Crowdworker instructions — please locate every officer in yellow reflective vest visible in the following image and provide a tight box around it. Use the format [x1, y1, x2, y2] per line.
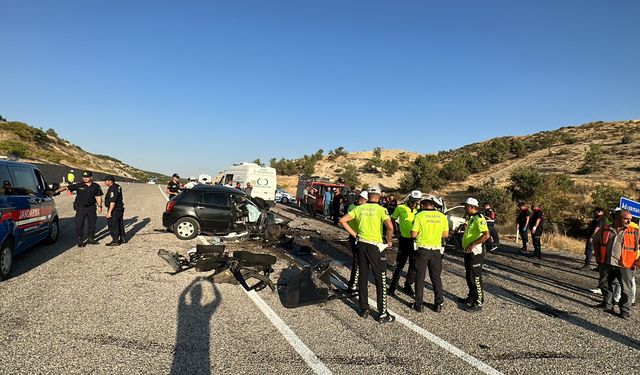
[340, 187, 395, 323]
[410, 196, 449, 312]
[388, 190, 421, 297]
[458, 197, 490, 312]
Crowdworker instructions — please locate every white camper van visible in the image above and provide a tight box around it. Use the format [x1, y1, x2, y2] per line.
[222, 163, 277, 203]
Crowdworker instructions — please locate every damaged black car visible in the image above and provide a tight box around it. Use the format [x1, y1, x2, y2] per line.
[163, 185, 290, 240]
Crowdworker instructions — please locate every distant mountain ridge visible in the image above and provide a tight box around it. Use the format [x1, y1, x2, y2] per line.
[0, 118, 167, 181]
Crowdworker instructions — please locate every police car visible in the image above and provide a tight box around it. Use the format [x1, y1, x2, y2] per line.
[0, 161, 60, 280]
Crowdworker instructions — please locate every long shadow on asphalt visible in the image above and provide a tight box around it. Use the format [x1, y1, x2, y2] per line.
[171, 277, 222, 375]
[11, 217, 79, 279]
[93, 216, 151, 242]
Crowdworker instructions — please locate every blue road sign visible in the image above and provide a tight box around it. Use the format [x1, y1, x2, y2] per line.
[619, 197, 640, 218]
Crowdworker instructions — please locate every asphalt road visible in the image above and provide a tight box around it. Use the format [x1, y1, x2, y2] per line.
[0, 184, 638, 374]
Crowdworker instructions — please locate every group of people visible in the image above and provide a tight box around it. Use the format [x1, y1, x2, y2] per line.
[515, 202, 545, 258]
[339, 188, 492, 323]
[57, 171, 126, 247]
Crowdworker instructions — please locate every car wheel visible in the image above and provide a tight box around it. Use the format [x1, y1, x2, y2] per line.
[0, 242, 13, 281]
[281, 197, 289, 204]
[44, 219, 59, 244]
[174, 217, 200, 240]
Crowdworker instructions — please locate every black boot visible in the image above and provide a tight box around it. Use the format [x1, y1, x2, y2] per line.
[87, 237, 99, 245]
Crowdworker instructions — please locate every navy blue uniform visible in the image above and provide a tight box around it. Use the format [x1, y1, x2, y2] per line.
[68, 182, 103, 243]
[484, 207, 500, 251]
[105, 183, 125, 243]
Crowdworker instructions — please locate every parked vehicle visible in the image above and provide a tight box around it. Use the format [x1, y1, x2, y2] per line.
[275, 189, 296, 204]
[295, 176, 350, 214]
[162, 184, 290, 240]
[0, 161, 60, 280]
[222, 163, 277, 203]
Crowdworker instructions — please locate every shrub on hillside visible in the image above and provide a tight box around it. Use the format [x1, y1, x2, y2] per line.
[339, 164, 360, 187]
[0, 140, 30, 158]
[591, 185, 627, 211]
[440, 155, 470, 181]
[507, 167, 543, 202]
[509, 139, 527, 158]
[399, 154, 443, 192]
[382, 159, 400, 176]
[0, 122, 49, 143]
[577, 144, 603, 174]
[622, 133, 634, 144]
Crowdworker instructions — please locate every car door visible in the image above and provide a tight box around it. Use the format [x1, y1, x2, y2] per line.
[444, 206, 467, 232]
[8, 166, 44, 251]
[194, 192, 232, 233]
[33, 169, 56, 239]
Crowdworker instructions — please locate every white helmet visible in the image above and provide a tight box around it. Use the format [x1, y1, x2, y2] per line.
[409, 190, 422, 201]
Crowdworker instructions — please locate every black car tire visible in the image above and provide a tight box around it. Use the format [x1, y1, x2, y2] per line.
[0, 241, 13, 281]
[44, 219, 59, 244]
[174, 217, 200, 240]
[281, 197, 289, 204]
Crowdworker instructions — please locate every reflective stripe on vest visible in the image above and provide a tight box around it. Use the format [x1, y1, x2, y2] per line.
[597, 225, 639, 268]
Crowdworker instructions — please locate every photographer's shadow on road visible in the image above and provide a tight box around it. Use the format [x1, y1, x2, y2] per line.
[171, 277, 222, 375]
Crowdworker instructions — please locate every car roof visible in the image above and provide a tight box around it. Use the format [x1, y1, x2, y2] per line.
[0, 160, 37, 168]
[190, 184, 248, 195]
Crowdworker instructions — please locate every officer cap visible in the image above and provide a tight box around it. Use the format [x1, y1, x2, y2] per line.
[104, 175, 115, 182]
[172, 173, 180, 178]
[82, 171, 93, 177]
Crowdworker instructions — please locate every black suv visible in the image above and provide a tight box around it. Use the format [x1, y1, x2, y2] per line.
[163, 185, 290, 240]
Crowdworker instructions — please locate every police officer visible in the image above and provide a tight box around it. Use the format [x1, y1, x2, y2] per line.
[104, 175, 125, 246]
[166, 173, 182, 200]
[345, 191, 368, 291]
[458, 198, 490, 312]
[340, 187, 395, 323]
[483, 203, 499, 252]
[411, 196, 449, 312]
[388, 190, 421, 297]
[57, 171, 103, 247]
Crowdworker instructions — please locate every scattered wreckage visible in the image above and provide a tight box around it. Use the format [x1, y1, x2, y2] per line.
[158, 234, 353, 308]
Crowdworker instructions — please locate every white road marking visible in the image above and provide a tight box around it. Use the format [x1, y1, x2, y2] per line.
[198, 236, 332, 375]
[158, 186, 332, 375]
[158, 185, 168, 200]
[285, 251, 503, 375]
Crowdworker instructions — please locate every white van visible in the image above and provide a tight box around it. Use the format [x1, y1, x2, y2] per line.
[222, 163, 277, 203]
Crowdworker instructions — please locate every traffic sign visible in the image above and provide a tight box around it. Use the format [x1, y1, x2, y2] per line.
[619, 197, 640, 218]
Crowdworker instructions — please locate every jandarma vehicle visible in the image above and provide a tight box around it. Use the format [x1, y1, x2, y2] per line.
[163, 184, 290, 240]
[0, 161, 60, 280]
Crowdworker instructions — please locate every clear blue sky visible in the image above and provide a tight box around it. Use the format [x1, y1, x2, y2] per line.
[2, 1, 639, 177]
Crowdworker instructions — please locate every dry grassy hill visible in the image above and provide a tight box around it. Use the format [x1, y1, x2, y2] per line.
[0, 120, 166, 181]
[277, 119, 640, 197]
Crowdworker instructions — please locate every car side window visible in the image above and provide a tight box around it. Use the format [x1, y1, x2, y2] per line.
[33, 169, 47, 193]
[0, 166, 13, 196]
[198, 192, 229, 207]
[9, 167, 39, 196]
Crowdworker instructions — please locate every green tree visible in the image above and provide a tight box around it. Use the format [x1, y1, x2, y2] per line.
[382, 159, 400, 176]
[509, 139, 527, 158]
[439, 155, 470, 181]
[399, 154, 443, 192]
[591, 185, 626, 211]
[507, 167, 543, 202]
[577, 144, 603, 174]
[252, 159, 265, 167]
[338, 164, 360, 186]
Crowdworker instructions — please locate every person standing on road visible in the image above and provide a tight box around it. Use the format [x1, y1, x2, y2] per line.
[529, 204, 545, 259]
[386, 194, 398, 215]
[323, 189, 333, 217]
[56, 171, 104, 247]
[344, 191, 368, 291]
[331, 188, 344, 225]
[582, 207, 605, 270]
[306, 188, 317, 218]
[458, 198, 490, 312]
[104, 175, 125, 246]
[411, 196, 449, 312]
[516, 202, 530, 253]
[301, 186, 309, 215]
[244, 181, 253, 196]
[166, 174, 182, 200]
[388, 190, 421, 297]
[592, 209, 639, 319]
[483, 203, 499, 252]
[340, 187, 396, 323]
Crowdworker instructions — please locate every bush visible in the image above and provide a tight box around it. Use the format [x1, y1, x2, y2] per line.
[339, 164, 360, 187]
[509, 139, 527, 158]
[591, 185, 626, 211]
[399, 154, 443, 192]
[0, 122, 49, 143]
[475, 184, 513, 225]
[479, 138, 510, 164]
[440, 155, 470, 181]
[577, 144, 603, 174]
[0, 140, 30, 158]
[622, 133, 634, 144]
[561, 133, 578, 144]
[382, 159, 400, 176]
[507, 167, 543, 202]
